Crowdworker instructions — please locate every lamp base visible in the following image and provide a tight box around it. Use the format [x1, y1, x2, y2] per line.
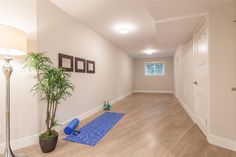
[3, 148, 27, 157]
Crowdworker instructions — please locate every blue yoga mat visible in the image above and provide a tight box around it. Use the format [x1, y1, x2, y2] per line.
[64, 112, 125, 146]
[64, 118, 80, 135]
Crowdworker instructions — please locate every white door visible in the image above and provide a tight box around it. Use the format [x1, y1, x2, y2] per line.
[193, 21, 209, 135]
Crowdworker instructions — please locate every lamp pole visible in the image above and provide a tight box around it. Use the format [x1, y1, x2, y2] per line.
[3, 57, 14, 157]
[0, 24, 27, 157]
[3, 57, 26, 157]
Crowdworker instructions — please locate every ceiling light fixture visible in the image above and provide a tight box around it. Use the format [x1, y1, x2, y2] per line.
[143, 49, 158, 55]
[119, 28, 130, 34]
[114, 23, 134, 35]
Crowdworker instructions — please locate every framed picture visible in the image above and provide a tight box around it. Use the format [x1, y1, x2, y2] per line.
[87, 60, 95, 73]
[75, 57, 86, 73]
[58, 53, 74, 72]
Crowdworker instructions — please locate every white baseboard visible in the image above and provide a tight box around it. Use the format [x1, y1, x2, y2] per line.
[0, 91, 133, 154]
[59, 91, 133, 130]
[0, 133, 39, 155]
[177, 99, 236, 152]
[58, 91, 132, 133]
[133, 90, 174, 94]
[110, 91, 133, 104]
[178, 99, 196, 123]
[55, 105, 103, 134]
[208, 134, 236, 152]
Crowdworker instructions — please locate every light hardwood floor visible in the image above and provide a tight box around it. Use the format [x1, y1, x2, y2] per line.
[12, 94, 236, 156]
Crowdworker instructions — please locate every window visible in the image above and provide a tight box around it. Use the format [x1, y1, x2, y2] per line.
[144, 62, 165, 76]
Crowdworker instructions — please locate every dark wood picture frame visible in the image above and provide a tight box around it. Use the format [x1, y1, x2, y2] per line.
[87, 60, 95, 73]
[58, 53, 74, 72]
[75, 57, 86, 73]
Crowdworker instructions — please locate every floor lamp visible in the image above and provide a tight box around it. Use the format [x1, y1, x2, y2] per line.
[0, 24, 27, 157]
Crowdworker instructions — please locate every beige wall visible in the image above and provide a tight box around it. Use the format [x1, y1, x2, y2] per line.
[134, 57, 174, 92]
[208, 0, 236, 141]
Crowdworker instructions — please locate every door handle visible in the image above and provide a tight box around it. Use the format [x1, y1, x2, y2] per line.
[193, 81, 198, 85]
[232, 87, 236, 91]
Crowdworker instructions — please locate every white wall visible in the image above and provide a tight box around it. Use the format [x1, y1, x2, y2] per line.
[134, 57, 174, 93]
[37, 0, 134, 129]
[208, 0, 236, 141]
[174, 40, 194, 119]
[0, 0, 38, 152]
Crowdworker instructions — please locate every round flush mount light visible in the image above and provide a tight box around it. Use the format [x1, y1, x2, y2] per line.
[143, 49, 158, 55]
[119, 28, 130, 34]
[114, 24, 134, 35]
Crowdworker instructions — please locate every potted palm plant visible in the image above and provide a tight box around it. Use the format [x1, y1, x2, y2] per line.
[24, 52, 74, 153]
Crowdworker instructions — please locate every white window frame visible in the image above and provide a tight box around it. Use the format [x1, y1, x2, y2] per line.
[144, 61, 165, 76]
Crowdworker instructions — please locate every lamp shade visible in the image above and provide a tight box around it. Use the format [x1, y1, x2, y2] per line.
[0, 24, 27, 56]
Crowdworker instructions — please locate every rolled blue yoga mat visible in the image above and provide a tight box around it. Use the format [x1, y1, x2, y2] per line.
[64, 118, 80, 135]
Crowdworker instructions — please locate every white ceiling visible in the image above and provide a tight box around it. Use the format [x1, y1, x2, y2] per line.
[50, 0, 231, 58]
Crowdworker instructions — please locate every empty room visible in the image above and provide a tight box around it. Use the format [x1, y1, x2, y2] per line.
[0, 0, 236, 156]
